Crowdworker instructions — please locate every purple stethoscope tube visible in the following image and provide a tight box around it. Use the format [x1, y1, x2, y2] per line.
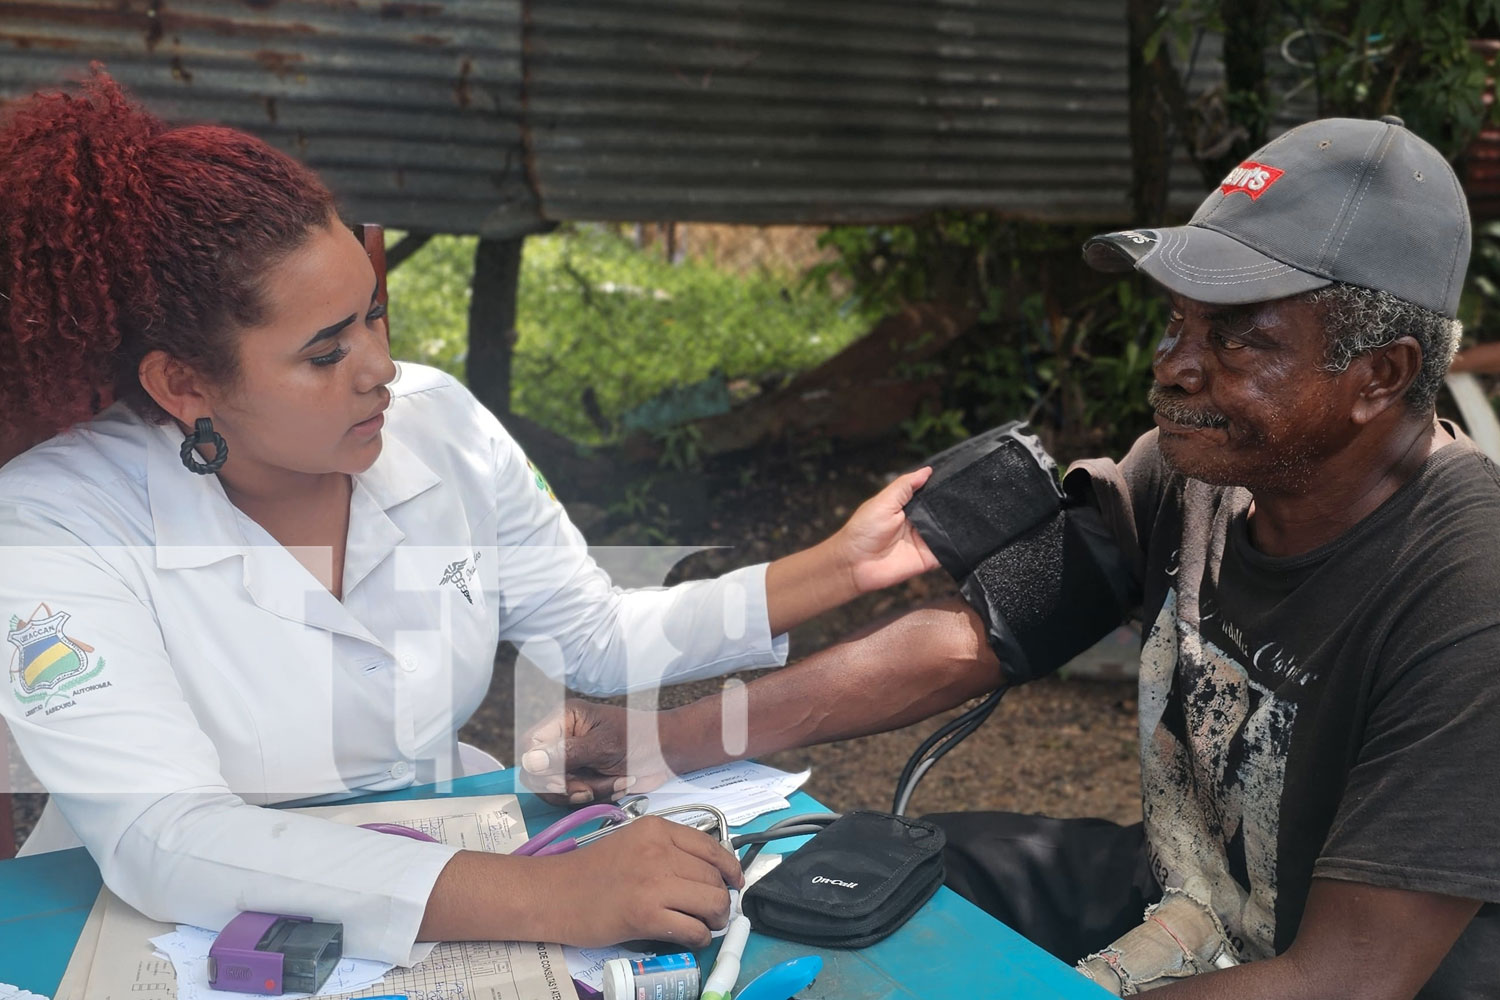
[513, 803, 632, 856]
[359, 822, 441, 842]
[360, 796, 659, 857]
[359, 805, 631, 856]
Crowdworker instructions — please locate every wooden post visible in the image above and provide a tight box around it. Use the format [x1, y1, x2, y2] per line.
[466, 236, 525, 418]
[1126, 0, 1172, 222]
[1216, 0, 1272, 175]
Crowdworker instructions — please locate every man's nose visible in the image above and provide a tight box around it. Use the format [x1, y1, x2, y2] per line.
[1152, 329, 1204, 394]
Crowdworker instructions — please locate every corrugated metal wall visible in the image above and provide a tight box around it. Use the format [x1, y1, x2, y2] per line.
[524, 0, 1148, 223]
[0, 0, 1198, 234]
[0, 0, 541, 236]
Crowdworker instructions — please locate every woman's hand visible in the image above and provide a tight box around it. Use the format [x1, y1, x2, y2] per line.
[422, 814, 742, 949]
[535, 816, 742, 948]
[831, 467, 939, 594]
[764, 467, 939, 636]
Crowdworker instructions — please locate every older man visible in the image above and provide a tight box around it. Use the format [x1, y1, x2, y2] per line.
[523, 117, 1499, 998]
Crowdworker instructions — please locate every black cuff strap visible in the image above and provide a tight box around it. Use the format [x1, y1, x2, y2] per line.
[905, 423, 1139, 683]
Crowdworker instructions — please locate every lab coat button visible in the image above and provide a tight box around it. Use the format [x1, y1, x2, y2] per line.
[390, 761, 409, 778]
[399, 656, 418, 673]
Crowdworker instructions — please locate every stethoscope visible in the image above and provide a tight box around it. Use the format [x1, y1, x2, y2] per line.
[359, 794, 734, 856]
[362, 796, 831, 1000]
[513, 795, 734, 856]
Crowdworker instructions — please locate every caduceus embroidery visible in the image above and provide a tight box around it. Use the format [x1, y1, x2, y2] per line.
[439, 559, 473, 605]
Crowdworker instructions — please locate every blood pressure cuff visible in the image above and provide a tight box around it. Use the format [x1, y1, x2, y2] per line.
[904, 421, 1138, 683]
[741, 812, 945, 949]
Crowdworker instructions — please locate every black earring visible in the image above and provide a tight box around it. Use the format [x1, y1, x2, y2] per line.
[180, 417, 229, 475]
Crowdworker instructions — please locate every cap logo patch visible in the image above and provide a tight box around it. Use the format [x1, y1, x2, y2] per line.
[1219, 160, 1284, 200]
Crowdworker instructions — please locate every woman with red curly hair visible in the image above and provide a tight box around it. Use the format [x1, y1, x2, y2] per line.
[0, 70, 937, 963]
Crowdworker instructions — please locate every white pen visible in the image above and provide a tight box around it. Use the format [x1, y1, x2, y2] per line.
[701, 914, 751, 1000]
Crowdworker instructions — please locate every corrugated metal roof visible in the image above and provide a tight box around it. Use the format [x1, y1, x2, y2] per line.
[0, 0, 542, 237]
[0, 0, 1210, 231]
[525, 0, 1149, 223]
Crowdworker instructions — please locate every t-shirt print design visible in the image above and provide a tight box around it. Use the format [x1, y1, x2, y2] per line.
[1139, 587, 1297, 961]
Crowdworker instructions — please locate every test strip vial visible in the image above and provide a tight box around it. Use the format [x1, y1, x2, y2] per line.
[601, 953, 700, 1000]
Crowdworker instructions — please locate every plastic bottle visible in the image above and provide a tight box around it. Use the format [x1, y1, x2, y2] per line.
[600, 953, 700, 1000]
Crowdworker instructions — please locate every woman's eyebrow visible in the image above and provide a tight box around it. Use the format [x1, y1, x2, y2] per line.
[299, 287, 379, 350]
[301, 314, 355, 350]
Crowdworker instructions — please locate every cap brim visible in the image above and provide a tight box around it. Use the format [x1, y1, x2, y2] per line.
[1083, 225, 1331, 304]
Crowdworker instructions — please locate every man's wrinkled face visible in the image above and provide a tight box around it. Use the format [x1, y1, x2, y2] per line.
[1148, 292, 1364, 491]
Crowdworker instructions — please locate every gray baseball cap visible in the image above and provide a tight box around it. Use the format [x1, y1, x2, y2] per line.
[1083, 116, 1471, 317]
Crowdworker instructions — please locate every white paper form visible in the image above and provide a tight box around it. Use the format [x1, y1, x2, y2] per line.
[290, 795, 527, 856]
[645, 761, 810, 826]
[561, 944, 653, 996]
[55, 794, 578, 1000]
[0, 983, 50, 1000]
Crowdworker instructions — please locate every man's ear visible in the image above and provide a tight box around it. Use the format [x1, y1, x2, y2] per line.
[138, 351, 214, 430]
[1350, 336, 1423, 425]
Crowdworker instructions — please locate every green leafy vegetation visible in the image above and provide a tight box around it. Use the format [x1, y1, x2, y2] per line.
[1149, 0, 1500, 156]
[813, 215, 1168, 460]
[386, 224, 875, 444]
[386, 231, 476, 377]
[1144, 2, 1500, 348]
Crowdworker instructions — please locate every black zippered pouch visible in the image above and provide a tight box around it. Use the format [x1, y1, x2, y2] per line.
[741, 811, 946, 948]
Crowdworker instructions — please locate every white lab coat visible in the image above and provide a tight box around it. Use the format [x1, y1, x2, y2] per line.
[0, 363, 786, 963]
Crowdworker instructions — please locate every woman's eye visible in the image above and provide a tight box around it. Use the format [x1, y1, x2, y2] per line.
[310, 345, 350, 367]
[367, 301, 388, 323]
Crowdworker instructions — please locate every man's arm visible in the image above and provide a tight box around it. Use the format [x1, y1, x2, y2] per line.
[520, 599, 1005, 800]
[1150, 878, 1480, 1000]
[673, 598, 1004, 768]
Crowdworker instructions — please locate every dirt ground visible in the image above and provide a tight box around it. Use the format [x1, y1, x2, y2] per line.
[8, 441, 1144, 850]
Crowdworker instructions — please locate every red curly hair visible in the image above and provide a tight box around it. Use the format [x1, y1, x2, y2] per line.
[0, 66, 335, 445]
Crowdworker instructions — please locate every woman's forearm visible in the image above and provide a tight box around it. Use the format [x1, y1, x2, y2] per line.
[664, 599, 1004, 772]
[763, 538, 862, 636]
[761, 467, 939, 636]
[418, 850, 541, 943]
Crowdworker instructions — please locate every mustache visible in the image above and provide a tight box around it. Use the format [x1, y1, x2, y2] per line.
[1147, 384, 1229, 430]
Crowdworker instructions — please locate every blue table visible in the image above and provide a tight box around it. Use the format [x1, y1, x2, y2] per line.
[0, 770, 1107, 998]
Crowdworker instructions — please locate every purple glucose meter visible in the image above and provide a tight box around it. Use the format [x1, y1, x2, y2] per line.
[207, 912, 342, 995]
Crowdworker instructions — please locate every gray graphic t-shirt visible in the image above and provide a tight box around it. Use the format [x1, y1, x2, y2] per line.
[1067, 429, 1500, 997]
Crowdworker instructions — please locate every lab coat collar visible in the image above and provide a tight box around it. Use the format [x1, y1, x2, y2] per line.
[143, 420, 387, 646]
[146, 416, 442, 570]
[339, 433, 438, 594]
[144, 415, 446, 646]
[353, 430, 443, 513]
[147, 420, 247, 570]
